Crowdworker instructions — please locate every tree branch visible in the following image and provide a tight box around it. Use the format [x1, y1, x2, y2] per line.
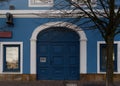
[114, 7, 120, 29]
[66, 0, 108, 38]
[99, 0, 109, 17]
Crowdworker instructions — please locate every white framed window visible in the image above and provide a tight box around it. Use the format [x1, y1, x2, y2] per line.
[97, 41, 120, 74]
[71, 0, 97, 7]
[0, 42, 23, 74]
[29, 0, 54, 7]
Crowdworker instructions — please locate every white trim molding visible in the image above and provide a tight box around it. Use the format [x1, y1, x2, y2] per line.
[30, 21, 87, 74]
[97, 41, 120, 74]
[0, 42, 23, 74]
[0, 10, 85, 18]
[0, 10, 109, 18]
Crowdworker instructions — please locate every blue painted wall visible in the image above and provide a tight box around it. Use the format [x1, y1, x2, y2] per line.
[0, 0, 120, 74]
[1, 18, 119, 74]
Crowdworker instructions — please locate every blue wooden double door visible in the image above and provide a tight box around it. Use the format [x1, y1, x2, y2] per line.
[37, 27, 80, 80]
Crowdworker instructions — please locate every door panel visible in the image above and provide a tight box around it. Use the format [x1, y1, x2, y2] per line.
[68, 67, 79, 80]
[69, 56, 77, 65]
[37, 68, 50, 80]
[52, 56, 64, 65]
[37, 43, 50, 80]
[51, 67, 65, 80]
[50, 43, 65, 79]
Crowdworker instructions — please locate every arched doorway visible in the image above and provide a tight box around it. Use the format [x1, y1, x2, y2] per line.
[30, 22, 87, 80]
[37, 27, 80, 80]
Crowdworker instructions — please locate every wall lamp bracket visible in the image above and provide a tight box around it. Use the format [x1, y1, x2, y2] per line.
[6, 12, 14, 26]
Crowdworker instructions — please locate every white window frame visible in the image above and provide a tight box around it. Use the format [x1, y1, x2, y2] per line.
[71, 0, 97, 7]
[29, 0, 54, 7]
[0, 42, 23, 74]
[97, 41, 120, 74]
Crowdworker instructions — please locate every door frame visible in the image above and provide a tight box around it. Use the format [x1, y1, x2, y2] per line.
[30, 21, 87, 74]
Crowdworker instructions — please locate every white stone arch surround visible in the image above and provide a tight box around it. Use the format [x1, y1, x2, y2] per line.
[30, 21, 87, 74]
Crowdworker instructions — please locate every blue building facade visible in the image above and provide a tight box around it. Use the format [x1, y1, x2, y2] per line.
[0, 0, 120, 81]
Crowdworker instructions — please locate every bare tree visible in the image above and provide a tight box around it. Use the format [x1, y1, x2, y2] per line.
[53, 0, 120, 86]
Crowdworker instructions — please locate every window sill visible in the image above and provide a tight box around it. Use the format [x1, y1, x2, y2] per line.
[29, 4, 54, 7]
[1, 72, 22, 74]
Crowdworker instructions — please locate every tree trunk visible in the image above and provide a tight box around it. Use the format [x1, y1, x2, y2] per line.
[106, 36, 114, 86]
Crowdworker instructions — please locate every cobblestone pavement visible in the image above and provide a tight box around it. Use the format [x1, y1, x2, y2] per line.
[0, 81, 119, 86]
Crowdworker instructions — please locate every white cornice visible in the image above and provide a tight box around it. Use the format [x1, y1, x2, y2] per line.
[0, 9, 118, 18]
[0, 9, 106, 18]
[0, 10, 82, 18]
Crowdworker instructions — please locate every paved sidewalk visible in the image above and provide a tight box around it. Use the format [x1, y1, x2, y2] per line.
[0, 81, 119, 86]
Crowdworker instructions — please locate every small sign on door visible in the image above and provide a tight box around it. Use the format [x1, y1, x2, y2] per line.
[40, 57, 46, 62]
